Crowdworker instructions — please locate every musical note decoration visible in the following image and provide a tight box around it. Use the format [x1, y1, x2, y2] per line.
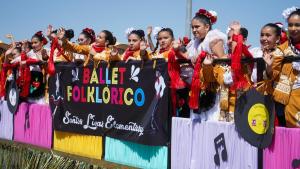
[213, 133, 228, 166]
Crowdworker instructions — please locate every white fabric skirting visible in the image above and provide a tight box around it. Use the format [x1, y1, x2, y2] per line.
[171, 117, 258, 169]
[0, 101, 13, 140]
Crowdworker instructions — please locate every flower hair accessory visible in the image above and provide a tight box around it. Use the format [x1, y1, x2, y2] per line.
[82, 28, 95, 42]
[182, 36, 190, 46]
[35, 31, 43, 36]
[34, 31, 48, 45]
[282, 6, 299, 19]
[226, 27, 232, 34]
[82, 28, 94, 35]
[152, 26, 163, 39]
[274, 22, 288, 44]
[125, 27, 135, 37]
[275, 22, 283, 29]
[195, 9, 218, 24]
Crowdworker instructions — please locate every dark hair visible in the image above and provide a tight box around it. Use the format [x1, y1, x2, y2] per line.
[32, 31, 48, 45]
[153, 28, 174, 54]
[102, 30, 117, 46]
[288, 8, 300, 20]
[65, 29, 74, 40]
[81, 28, 96, 44]
[240, 27, 248, 39]
[52, 29, 74, 40]
[159, 28, 174, 39]
[129, 30, 145, 40]
[14, 47, 22, 54]
[192, 14, 212, 30]
[262, 23, 281, 37]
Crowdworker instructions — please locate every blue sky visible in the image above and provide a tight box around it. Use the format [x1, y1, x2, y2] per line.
[1, 0, 299, 47]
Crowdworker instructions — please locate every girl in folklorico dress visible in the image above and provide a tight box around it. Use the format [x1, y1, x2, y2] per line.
[151, 27, 190, 117]
[184, 8, 227, 121]
[46, 25, 75, 63]
[118, 28, 150, 62]
[264, 7, 300, 127]
[59, 28, 119, 67]
[6, 32, 50, 103]
[1, 42, 22, 99]
[59, 28, 95, 66]
[200, 21, 254, 122]
[250, 23, 287, 126]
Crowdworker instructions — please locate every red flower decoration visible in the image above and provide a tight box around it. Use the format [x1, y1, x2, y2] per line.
[195, 8, 217, 25]
[280, 31, 288, 44]
[183, 36, 190, 46]
[198, 9, 206, 14]
[35, 31, 43, 36]
[83, 28, 93, 34]
[34, 31, 48, 45]
[210, 16, 217, 24]
[82, 28, 96, 43]
[42, 38, 48, 45]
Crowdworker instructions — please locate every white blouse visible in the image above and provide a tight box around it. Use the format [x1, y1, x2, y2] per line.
[186, 29, 227, 64]
[27, 48, 50, 71]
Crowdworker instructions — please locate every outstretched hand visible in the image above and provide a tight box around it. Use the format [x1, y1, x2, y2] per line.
[263, 51, 273, 67]
[203, 54, 214, 65]
[47, 25, 56, 40]
[147, 26, 153, 36]
[172, 40, 181, 51]
[110, 45, 119, 57]
[229, 21, 241, 34]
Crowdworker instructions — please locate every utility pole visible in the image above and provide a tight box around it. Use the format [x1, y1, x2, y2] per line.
[185, 0, 192, 38]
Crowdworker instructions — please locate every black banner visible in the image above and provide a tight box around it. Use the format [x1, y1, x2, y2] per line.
[49, 60, 170, 146]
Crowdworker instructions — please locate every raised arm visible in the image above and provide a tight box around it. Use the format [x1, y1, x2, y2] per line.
[147, 26, 155, 52]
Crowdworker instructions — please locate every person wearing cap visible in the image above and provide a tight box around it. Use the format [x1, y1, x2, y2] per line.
[264, 7, 300, 127]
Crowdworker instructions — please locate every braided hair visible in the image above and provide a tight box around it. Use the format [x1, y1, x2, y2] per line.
[152, 28, 174, 54]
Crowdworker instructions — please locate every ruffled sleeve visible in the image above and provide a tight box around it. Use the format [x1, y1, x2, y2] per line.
[187, 29, 227, 64]
[62, 40, 90, 55]
[186, 39, 199, 63]
[200, 29, 227, 54]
